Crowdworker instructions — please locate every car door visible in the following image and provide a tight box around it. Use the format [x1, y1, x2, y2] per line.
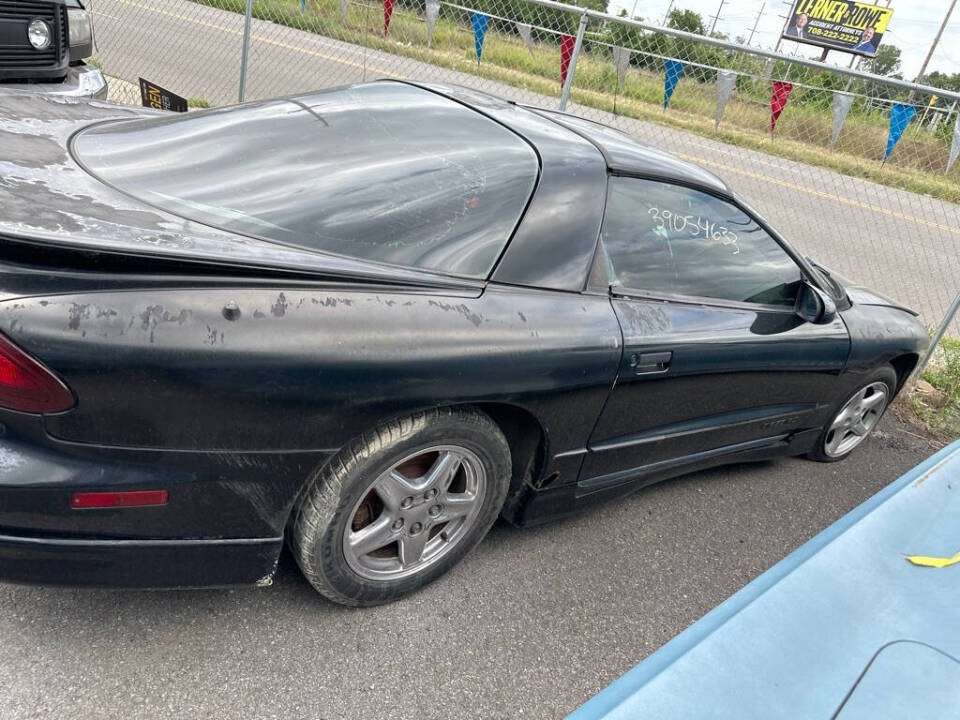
[579, 176, 850, 489]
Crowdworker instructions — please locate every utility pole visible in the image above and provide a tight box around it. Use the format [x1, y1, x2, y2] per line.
[708, 0, 726, 35]
[913, 0, 956, 85]
[747, 3, 764, 46]
[774, 1, 796, 53]
[661, 0, 674, 26]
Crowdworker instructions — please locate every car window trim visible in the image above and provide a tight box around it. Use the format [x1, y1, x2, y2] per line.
[589, 173, 824, 304]
[610, 285, 799, 314]
[581, 174, 613, 293]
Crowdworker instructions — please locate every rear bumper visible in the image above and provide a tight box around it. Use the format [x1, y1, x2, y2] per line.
[0, 533, 282, 588]
[0, 63, 108, 100]
[0, 412, 326, 588]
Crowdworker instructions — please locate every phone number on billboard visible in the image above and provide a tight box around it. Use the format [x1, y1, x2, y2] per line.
[810, 29, 860, 43]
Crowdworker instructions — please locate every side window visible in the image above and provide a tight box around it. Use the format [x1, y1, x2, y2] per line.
[597, 177, 803, 306]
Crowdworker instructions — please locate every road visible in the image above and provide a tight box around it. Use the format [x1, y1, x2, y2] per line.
[90, 0, 960, 329]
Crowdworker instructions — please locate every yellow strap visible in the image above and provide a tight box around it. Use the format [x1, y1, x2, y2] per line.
[906, 551, 960, 568]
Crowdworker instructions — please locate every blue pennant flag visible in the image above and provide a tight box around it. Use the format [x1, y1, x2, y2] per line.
[472, 12, 488, 66]
[884, 103, 916, 163]
[663, 59, 685, 109]
[301, 0, 306, 9]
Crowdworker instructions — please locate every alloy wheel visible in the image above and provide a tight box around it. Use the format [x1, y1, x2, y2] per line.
[342, 445, 487, 581]
[824, 382, 889, 458]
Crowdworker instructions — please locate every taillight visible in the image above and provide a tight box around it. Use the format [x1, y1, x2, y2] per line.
[0, 332, 74, 413]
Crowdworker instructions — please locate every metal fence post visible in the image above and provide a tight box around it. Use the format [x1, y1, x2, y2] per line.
[915, 289, 960, 378]
[559, 13, 588, 112]
[238, 0, 255, 103]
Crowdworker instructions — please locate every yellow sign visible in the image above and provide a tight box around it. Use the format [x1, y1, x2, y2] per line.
[783, 1, 894, 58]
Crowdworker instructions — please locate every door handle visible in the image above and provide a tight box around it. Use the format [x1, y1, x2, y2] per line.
[628, 351, 672, 375]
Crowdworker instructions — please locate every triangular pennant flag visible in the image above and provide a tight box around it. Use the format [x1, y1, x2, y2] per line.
[884, 103, 916, 163]
[383, 0, 395, 36]
[715, 70, 736, 128]
[948, 115, 960, 175]
[663, 59, 684, 109]
[516, 22, 534, 57]
[770, 81, 793, 133]
[830, 91, 855, 150]
[472, 12, 488, 66]
[560, 34, 576, 88]
[340, 0, 348, 24]
[612, 47, 631, 92]
[426, 0, 440, 48]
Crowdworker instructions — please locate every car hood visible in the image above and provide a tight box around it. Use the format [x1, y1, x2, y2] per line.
[812, 261, 918, 317]
[570, 441, 960, 719]
[0, 93, 472, 289]
[844, 284, 919, 316]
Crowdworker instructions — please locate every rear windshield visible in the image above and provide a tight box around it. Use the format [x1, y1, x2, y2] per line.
[72, 82, 539, 279]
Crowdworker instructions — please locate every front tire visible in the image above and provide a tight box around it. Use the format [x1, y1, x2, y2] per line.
[807, 366, 896, 463]
[291, 407, 511, 606]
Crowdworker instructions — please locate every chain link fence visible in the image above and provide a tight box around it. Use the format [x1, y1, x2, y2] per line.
[90, 0, 960, 364]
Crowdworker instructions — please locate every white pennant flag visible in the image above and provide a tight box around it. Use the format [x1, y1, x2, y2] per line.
[715, 69, 736, 128]
[340, 0, 348, 25]
[612, 47, 631, 92]
[426, 0, 440, 48]
[830, 91, 855, 151]
[516, 22, 534, 57]
[948, 114, 960, 175]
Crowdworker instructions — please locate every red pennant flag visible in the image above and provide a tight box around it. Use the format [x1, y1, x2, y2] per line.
[560, 34, 576, 88]
[770, 81, 793, 133]
[383, 0, 395, 36]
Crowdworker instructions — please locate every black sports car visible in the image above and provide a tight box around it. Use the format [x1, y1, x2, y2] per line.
[0, 81, 927, 605]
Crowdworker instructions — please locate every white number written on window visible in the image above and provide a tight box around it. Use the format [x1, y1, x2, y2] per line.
[647, 207, 740, 255]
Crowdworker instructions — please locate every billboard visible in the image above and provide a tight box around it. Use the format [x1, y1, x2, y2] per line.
[782, 0, 894, 58]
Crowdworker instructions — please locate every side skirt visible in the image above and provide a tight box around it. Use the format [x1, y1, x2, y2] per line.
[501, 428, 821, 526]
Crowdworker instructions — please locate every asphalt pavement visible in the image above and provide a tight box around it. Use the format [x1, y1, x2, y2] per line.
[0, 415, 937, 719]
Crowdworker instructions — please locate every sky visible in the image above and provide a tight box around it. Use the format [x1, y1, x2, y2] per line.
[605, 0, 960, 80]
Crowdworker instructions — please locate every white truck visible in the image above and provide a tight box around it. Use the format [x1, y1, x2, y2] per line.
[0, 0, 106, 99]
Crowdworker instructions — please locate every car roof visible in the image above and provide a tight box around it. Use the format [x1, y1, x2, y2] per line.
[530, 109, 732, 196]
[411, 81, 730, 196]
[410, 81, 731, 197]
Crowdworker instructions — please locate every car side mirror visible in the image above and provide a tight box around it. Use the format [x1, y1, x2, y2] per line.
[795, 282, 837, 325]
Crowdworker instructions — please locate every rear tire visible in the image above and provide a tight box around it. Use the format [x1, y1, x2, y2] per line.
[291, 407, 511, 606]
[806, 366, 896, 463]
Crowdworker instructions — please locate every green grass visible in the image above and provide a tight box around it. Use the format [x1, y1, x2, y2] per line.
[188, 97, 213, 108]
[912, 336, 960, 440]
[188, 0, 960, 202]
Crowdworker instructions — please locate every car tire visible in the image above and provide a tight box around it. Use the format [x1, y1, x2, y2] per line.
[806, 366, 897, 463]
[290, 407, 511, 606]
